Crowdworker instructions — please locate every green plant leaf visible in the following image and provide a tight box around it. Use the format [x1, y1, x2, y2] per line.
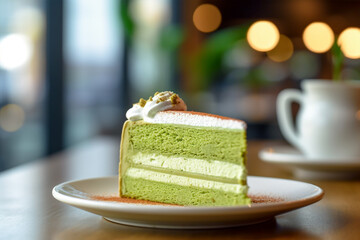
[159, 25, 184, 51]
[193, 25, 250, 90]
[118, 0, 135, 40]
[332, 39, 344, 81]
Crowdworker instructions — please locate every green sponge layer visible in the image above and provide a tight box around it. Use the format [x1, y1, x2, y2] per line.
[127, 121, 246, 164]
[122, 175, 250, 206]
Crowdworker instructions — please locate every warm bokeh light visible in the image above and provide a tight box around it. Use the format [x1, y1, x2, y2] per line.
[193, 4, 222, 33]
[338, 27, 360, 59]
[303, 22, 334, 53]
[0, 104, 25, 132]
[247, 21, 280, 52]
[0, 34, 32, 70]
[132, 0, 169, 26]
[267, 35, 294, 62]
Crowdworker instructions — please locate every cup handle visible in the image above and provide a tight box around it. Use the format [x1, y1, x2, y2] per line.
[276, 89, 303, 149]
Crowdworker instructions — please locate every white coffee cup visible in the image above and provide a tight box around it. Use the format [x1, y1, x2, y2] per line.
[277, 79, 360, 160]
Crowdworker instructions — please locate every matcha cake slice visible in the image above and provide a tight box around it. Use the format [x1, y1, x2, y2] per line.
[119, 91, 250, 206]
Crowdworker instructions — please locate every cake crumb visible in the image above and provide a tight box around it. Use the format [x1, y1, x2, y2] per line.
[170, 94, 178, 105]
[138, 98, 147, 107]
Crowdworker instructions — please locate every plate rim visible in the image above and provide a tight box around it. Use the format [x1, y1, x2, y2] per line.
[52, 175, 324, 215]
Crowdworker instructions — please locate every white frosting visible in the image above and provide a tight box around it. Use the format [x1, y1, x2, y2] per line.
[126, 91, 187, 121]
[126, 91, 246, 130]
[125, 104, 143, 121]
[149, 111, 246, 130]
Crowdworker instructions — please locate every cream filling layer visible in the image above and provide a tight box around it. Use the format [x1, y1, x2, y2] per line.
[129, 152, 246, 182]
[125, 167, 248, 193]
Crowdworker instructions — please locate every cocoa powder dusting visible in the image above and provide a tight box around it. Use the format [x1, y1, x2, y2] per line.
[248, 195, 284, 204]
[91, 195, 179, 206]
[91, 195, 283, 206]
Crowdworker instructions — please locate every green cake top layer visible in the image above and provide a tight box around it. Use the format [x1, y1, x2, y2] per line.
[123, 120, 246, 164]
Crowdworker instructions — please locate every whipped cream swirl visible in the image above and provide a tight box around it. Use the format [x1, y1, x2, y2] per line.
[126, 91, 187, 121]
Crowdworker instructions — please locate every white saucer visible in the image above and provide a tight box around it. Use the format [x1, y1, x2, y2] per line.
[52, 176, 323, 229]
[259, 146, 360, 178]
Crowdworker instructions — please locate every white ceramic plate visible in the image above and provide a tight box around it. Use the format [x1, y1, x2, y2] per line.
[259, 146, 360, 171]
[52, 176, 323, 229]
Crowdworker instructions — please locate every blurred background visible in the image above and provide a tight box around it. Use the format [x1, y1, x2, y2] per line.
[1, 0, 360, 171]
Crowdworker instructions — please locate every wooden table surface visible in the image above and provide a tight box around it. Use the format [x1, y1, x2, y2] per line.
[1, 137, 360, 240]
